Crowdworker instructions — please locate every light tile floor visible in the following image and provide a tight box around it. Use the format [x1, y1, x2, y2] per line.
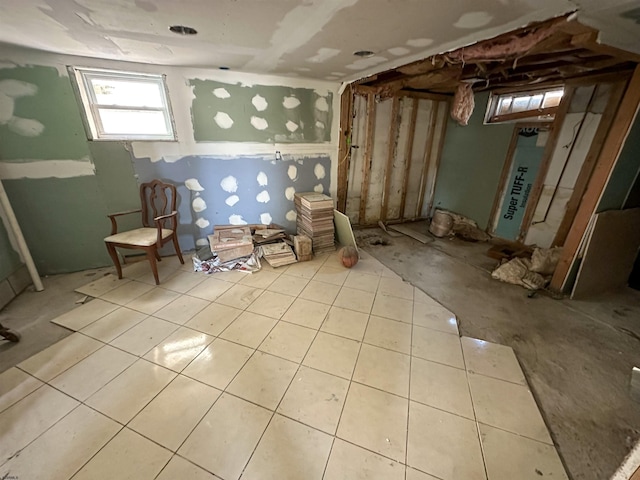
[0, 250, 569, 480]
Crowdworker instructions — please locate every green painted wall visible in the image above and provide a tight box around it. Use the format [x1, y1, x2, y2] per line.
[190, 79, 332, 143]
[0, 218, 22, 281]
[431, 92, 514, 229]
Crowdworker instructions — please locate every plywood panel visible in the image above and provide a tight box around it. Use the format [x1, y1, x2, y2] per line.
[404, 100, 433, 219]
[364, 98, 392, 224]
[386, 98, 412, 220]
[345, 94, 368, 224]
[558, 112, 602, 189]
[421, 101, 448, 217]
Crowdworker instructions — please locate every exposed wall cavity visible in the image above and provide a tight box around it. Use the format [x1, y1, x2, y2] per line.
[190, 79, 332, 143]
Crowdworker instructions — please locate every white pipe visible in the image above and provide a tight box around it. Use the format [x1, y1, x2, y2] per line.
[0, 179, 44, 292]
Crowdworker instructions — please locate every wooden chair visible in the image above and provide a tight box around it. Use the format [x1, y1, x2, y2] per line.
[104, 179, 184, 285]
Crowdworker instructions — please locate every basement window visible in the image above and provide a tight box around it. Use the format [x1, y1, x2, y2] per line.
[485, 87, 564, 124]
[72, 68, 176, 141]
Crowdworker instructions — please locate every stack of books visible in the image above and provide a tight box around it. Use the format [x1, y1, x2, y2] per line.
[294, 192, 335, 254]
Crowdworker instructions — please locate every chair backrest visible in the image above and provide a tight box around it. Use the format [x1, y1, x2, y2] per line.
[140, 180, 178, 228]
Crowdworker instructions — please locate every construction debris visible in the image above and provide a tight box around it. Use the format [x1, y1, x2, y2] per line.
[295, 192, 336, 255]
[293, 234, 313, 262]
[208, 226, 253, 262]
[261, 242, 297, 268]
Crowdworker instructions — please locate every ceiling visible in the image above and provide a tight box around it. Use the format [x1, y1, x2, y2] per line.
[0, 0, 639, 84]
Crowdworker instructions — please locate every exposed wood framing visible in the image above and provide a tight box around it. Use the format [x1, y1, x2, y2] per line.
[336, 87, 354, 213]
[358, 93, 377, 224]
[425, 102, 449, 216]
[516, 86, 576, 241]
[488, 126, 523, 233]
[353, 84, 450, 102]
[416, 102, 439, 218]
[551, 65, 640, 291]
[552, 79, 627, 247]
[399, 98, 419, 219]
[490, 106, 558, 123]
[381, 97, 401, 221]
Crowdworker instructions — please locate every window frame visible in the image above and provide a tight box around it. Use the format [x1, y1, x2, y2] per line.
[484, 86, 564, 125]
[71, 67, 177, 141]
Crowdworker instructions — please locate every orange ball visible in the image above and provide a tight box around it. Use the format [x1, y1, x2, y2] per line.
[339, 245, 359, 268]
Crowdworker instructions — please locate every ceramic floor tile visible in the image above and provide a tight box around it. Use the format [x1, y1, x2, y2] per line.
[49, 345, 137, 401]
[85, 359, 176, 423]
[406, 467, 440, 480]
[480, 424, 569, 480]
[135, 260, 182, 285]
[267, 274, 309, 296]
[185, 302, 243, 336]
[371, 294, 413, 323]
[278, 366, 349, 434]
[187, 277, 234, 301]
[243, 414, 332, 480]
[313, 265, 349, 286]
[126, 287, 181, 315]
[381, 266, 402, 279]
[129, 375, 221, 452]
[469, 372, 552, 444]
[0, 367, 43, 413]
[245, 290, 295, 319]
[410, 356, 474, 419]
[121, 260, 155, 278]
[75, 273, 129, 297]
[353, 344, 410, 397]
[178, 393, 271, 480]
[218, 311, 278, 348]
[377, 276, 414, 300]
[407, 401, 485, 480]
[333, 287, 375, 314]
[349, 258, 385, 276]
[80, 307, 148, 343]
[343, 271, 381, 293]
[227, 351, 298, 410]
[259, 321, 316, 363]
[110, 316, 178, 356]
[156, 455, 221, 480]
[0, 384, 79, 462]
[324, 438, 405, 480]
[143, 327, 214, 372]
[215, 283, 264, 309]
[239, 270, 280, 289]
[283, 261, 322, 279]
[17, 332, 103, 382]
[72, 427, 172, 480]
[364, 315, 412, 354]
[303, 332, 360, 379]
[50, 298, 119, 331]
[154, 295, 210, 325]
[182, 338, 253, 390]
[337, 382, 408, 462]
[100, 280, 154, 305]
[0, 405, 120, 480]
[412, 301, 459, 334]
[321, 306, 369, 341]
[413, 288, 435, 304]
[462, 336, 526, 385]
[211, 270, 248, 283]
[412, 325, 464, 369]
[160, 271, 206, 293]
[299, 280, 341, 305]
[281, 297, 330, 329]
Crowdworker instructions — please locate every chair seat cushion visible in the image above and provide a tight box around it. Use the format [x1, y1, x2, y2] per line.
[105, 228, 173, 246]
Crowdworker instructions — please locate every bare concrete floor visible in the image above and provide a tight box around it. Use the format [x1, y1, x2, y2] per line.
[356, 226, 640, 480]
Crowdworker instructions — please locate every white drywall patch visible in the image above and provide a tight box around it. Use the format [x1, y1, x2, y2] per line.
[294, 67, 312, 72]
[0, 93, 13, 123]
[256, 190, 271, 203]
[192, 197, 207, 212]
[196, 238, 209, 247]
[287, 165, 298, 181]
[250, 116, 268, 130]
[213, 87, 231, 99]
[283, 96, 301, 109]
[257, 171, 268, 186]
[252, 94, 268, 112]
[229, 214, 248, 225]
[315, 121, 325, 129]
[285, 210, 297, 222]
[314, 163, 326, 180]
[454, 11, 493, 29]
[185, 178, 204, 191]
[345, 55, 388, 71]
[0, 79, 37, 98]
[225, 195, 240, 206]
[314, 184, 324, 193]
[285, 186, 296, 201]
[220, 175, 238, 193]
[8, 117, 44, 136]
[195, 218, 210, 228]
[331, 72, 345, 76]
[307, 47, 341, 64]
[260, 213, 273, 225]
[0, 158, 95, 180]
[214, 111, 234, 129]
[406, 38, 433, 48]
[285, 121, 299, 132]
[315, 97, 329, 112]
[388, 47, 411, 56]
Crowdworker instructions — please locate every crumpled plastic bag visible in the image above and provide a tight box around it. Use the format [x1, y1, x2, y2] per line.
[192, 249, 261, 274]
[530, 247, 562, 276]
[491, 257, 546, 290]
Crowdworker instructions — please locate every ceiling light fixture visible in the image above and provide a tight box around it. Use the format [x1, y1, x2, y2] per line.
[169, 25, 197, 35]
[353, 50, 375, 58]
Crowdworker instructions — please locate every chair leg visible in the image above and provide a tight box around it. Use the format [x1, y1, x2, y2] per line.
[172, 234, 185, 264]
[105, 242, 123, 279]
[146, 248, 160, 285]
[155, 250, 162, 262]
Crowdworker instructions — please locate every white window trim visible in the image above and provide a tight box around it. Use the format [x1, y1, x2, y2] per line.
[70, 67, 177, 141]
[484, 86, 564, 125]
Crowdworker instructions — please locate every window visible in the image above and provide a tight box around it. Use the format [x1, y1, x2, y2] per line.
[485, 87, 564, 124]
[72, 68, 175, 140]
